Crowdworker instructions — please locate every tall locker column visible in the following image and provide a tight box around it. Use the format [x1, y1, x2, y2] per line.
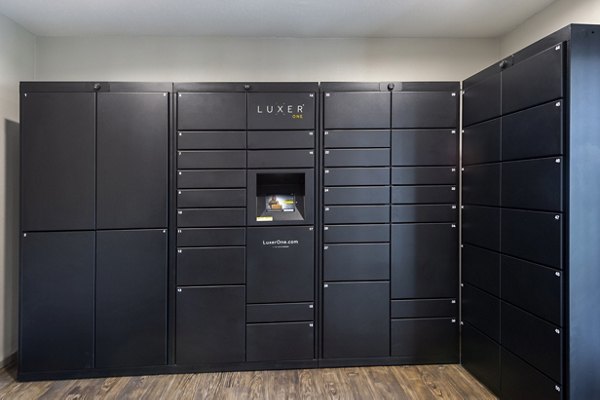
[390, 83, 460, 362]
[175, 88, 247, 364]
[321, 83, 391, 360]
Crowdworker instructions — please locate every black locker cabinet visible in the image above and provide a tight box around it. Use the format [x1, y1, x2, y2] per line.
[461, 25, 600, 399]
[19, 82, 171, 378]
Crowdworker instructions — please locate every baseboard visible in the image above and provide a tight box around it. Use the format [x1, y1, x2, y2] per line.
[0, 353, 16, 369]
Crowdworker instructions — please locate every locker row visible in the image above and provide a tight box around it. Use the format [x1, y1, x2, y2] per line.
[178, 130, 315, 150]
[323, 186, 457, 205]
[324, 166, 457, 186]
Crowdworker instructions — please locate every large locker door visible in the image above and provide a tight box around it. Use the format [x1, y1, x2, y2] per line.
[20, 232, 94, 372]
[323, 92, 390, 129]
[176, 286, 245, 364]
[97, 92, 169, 229]
[21, 92, 95, 231]
[96, 230, 167, 368]
[177, 92, 246, 130]
[392, 91, 458, 128]
[323, 282, 389, 358]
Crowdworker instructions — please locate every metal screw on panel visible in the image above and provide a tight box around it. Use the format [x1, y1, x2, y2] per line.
[177, 229, 182, 233]
[555, 45, 561, 50]
[309, 227, 313, 231]
[309, 304, 314, 309]
[324, 246, 329, 250]
[451, 224, 456, 228]
[324, 227, 329, 231]
[555, 158, 561, 163]
[178, 93, 182, 97]
[178, 249, 182, 253]
[309, 323, 314, 327]
[309, 131, 314, 136]
[177, 288, 182, 292]
[452, 319, 456, 323]
[24, 93, 27, 97]
[555, 272, 561, 277]
[451, 130, 456, 134]
[460, 321, 464, 326]
[555, 386, 561, 392]
[555, 329, 561, 334]
[178, 132, 182, 136]
[452, 205, 457, 209]
[461, 283, 464, 287]
[461, 244, 464, 248]
[324, 188, 329, 192]
[451, 300, 456, 304]
[324, 131, 329, 135]
[178, 171, 182, 175]
[452, 168, 456, 172]
[178, 210, 183, 215]
[556, 101, 561, 107]
[555, 215, 560, 220]
[324, 284, 329, 288]
[452, 187, 456, 191]
[325, 170, 329, 174]
[162, 229, 166, 233]
[461, 205, 465, 209]
[23, 233, 27, 237]
[244, 84, 251, 90]
[451, 92, 456, 97]
[163, 93, 167, 97]
[309, 151, 314, 155]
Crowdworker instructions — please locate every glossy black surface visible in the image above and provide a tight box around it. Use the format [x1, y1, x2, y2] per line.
[390, 299, 457, 318]
[502, 157, 563, 211]
[391, 186, 456, 204]
[462, 206, 500, 251]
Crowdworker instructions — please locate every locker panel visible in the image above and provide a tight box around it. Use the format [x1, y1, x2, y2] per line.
[21, 92, 95, 231]
[247, 150, 314, 168]
[463, 164, 501, 207]
[502, 44, 564, 114]
[462, 206, 500, 251]
[176, 286, 245, 364]
[97, 92, 168, 230]
[323, 282, 390, 358]
[323, 224, 390, 243]
[177, 228, 246, 247]
[391, 205, 457, 223]
[501, 302, 562, 382]
[247, 226, 314, 303]
[246, 303, 314, 323]
[177, 131, 246, 150]
[324, 149, 390, 167]
[463, 118, 501, 165]
[324, 243, 390, 281]
[178, 151, 246, 169]
[177, 208, 245, 228]
[324, 205, 390, 224]
[463, 73, 501, 127]
[177, 247, 245, 286]
[501, 255, 562, 326]
[324, 91, 390, 129]
[502, 100, 564, 161]
[392, 91, 458, 128]
[391, 318, 458, 361]
[324, 168, 390, 186]
[462, 245, 500, 297]
[177, 92, 246, 130]
[247, 92, 315, 130]
[325, 186, 390, 205]
[177, 189, 246, 208]
[96, 230, 167, 368]
[324, 130, 390, 148]
[246, 322, 314, 361]
[248, 130, 315, 149]
[20, 231, 94, 372]
[461, 324, 501, 396]
[391, 299, 457, 318]
[177, 170, 246, 189]
[391, 130, 457, 166]
[502, 157, 563, 212]
[462, 284, 500, 342]
[391, 186, 457, 204]
[501, 209, 563, 269]
[392, 167, 457, 185]
[391, 223, 458, 299]
[501, 348, 561, 400]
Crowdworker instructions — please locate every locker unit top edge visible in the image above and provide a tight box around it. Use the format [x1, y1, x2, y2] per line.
[20, 82, 172, 93]
[320, 82, 460, 92]
[174, 82, 319, 92]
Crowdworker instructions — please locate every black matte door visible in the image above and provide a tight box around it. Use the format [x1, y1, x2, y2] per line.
[176, 286, 245, 364]
[323, 282, 389, 358]
[97, 92, 168, 229]
[391, 224, 458, 299]
[391, 130, 457, 166]
[323, 92, 390, 129]
[248, 92, 315, 130]
[462, 73, 501, 127]
[392, 91, 458, 128]
[177, 92, 246, 130]
[21, 92, 95, 231]
[96, 229, 167, 368]
[20, 231, 94, 372]
[462, 324, 501, 396]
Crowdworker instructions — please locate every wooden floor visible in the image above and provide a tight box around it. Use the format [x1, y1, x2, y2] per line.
[0, 364, 496, 400]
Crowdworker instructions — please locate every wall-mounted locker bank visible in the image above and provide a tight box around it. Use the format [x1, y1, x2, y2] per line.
[18, 23, 600, 400]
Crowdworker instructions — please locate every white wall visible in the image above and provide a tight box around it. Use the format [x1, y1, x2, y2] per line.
[35, 36, 499, 82]
[0, 13, 35, 366]
[501, 0, 600, 56]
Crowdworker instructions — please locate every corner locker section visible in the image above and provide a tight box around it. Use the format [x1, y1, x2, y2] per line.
[19, 82, 170, 377]
[174, 83, 318, 366]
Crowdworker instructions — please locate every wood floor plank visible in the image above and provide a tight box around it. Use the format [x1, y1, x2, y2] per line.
[1, 364, 496, 400]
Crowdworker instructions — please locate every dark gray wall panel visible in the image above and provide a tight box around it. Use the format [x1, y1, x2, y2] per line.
[391, 205, 457, 223]
[324, 149, 389, 167]
[97, 93, 168, 229]
[392, 186, 456, 204]
[177, 189, 246, 208]
[247, 149, 314, 168]
[177, 208, 245, 227]
[178, 151, 246, 169]
[324, 205, 390, 224]
[96, 230, 167, 368]
[21, 92, 95, 231]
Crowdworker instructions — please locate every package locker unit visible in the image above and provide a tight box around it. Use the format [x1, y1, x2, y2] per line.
[19, 82, 170, 377]
[320, 82, 459, 365]
[461, 24, 600, 399]
[174, 83, 318, 367]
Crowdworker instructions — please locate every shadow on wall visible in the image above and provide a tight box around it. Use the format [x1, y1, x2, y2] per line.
[4, 119, 19, 366]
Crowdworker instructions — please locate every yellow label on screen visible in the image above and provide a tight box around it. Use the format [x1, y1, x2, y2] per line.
[256, 216, 273, 222]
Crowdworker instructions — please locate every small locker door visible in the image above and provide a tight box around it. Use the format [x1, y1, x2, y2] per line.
[323, 282, 389, 358]
[97, 92, 168, 230]
[21, 92, 95, 231]
[20, 232, 94, 372]
[462, 73, 501, 127]
[177, 92, 246, 130]
[96, 229, 167, 368]
[392, 91, 458, 128]
[323, 92, 390, 129]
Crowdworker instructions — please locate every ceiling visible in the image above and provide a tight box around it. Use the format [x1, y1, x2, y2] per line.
[0, 0, 557, 38]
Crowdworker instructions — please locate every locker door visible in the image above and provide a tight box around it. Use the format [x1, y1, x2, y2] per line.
[248, 92, 315, 130]
[391, 224, 458, 299]
[97, 92, 168, 229]
[324, 92, 390, 129]
[176, 286, 245, 364]
[392, 91, 458, 128]
[391, 130, 457, 166]
[20, 232, 94, 372]
[462, 73, 501, 127]
[21, 92, 95, 231]
[323, 282, 389, 358]
[177, 92, 246, 130]
[96, 230, 167, 368]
